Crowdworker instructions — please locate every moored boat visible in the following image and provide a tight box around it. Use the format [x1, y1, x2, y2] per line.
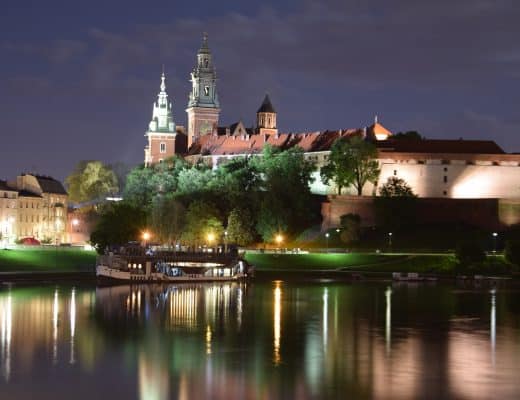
[96, 253, 250, 283]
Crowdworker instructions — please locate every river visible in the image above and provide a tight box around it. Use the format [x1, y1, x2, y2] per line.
[0, 281, 518, 399]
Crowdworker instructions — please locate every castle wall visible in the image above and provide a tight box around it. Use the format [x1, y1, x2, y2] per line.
[322, 195, 520, 231]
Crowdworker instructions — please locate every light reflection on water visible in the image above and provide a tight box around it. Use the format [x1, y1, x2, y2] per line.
[0, 282, 518, 399]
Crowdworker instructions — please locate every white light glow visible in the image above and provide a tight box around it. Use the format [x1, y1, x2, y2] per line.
[273, 281, 282, 366]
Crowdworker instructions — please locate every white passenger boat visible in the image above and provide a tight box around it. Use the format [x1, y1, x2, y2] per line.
[96, 253, 250, 283]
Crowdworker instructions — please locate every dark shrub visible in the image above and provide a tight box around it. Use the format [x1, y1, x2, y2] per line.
[505, 240, 520, 265]
[455, 240, 486, 265]
[339, 213, 361, 243]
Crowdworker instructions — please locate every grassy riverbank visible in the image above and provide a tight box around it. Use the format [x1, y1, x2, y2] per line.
[244, 252, 458, 274]
[0, 248, 97, 272]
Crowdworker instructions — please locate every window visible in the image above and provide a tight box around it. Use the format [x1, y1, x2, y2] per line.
[159, 159, 164, 163]
[443, 175, 448, 183]
[160, 142, 166, 153]
[443, 190, 447, 196]
[393, 170, 397, 176]
[443, 167, 448, 172]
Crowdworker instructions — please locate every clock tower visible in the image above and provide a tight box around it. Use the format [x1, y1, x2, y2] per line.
[186, 33, 220, 148]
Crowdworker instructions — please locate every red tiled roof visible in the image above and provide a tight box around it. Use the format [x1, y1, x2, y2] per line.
[376, 139, 505, 154]
[188, 131, 506, 157]
[188, 129, 363, 156]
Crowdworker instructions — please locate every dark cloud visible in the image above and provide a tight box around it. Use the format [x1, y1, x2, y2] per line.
[1, 0, 519, 180]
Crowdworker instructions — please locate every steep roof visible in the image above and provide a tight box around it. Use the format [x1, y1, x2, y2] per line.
[376, 139, 505, 154]
[187, 129, 363, 156]
[0, 180, 16, 191]
[257, 94, 276, 114]
[32, 175, 68, 195]
[18, 190, 42, 198]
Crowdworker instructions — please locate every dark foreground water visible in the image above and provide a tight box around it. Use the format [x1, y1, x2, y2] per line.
[0, 281, 519, 400]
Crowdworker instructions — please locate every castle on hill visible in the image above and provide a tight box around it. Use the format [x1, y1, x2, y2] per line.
[142, 34, 520, 203]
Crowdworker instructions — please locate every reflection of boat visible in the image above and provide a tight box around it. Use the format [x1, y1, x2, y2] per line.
[96, 253, 250, 283]
[392, 272, 437, 282]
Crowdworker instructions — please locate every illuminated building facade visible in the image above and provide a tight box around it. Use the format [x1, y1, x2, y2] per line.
[0, 174, 68, 243]
[144, 72, 186, 166]
[143, 35, 520, 201]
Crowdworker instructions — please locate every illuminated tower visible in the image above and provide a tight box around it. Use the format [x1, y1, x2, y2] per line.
[144, 71, 179, 166]
[186, 33, 220, 148]
[256, 94, 278, 135]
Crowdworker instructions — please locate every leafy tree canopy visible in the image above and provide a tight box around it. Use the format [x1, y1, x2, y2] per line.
[90, 202, 147, 253]
[181, 200, 223, 247]
[227, 207, 256, 246]
[149, 194, 186, 245]
[66, 161, 119, 203]
[321, 136, 380, 195]
[393, 131, 424, 140]
[379, 176, 416, 197]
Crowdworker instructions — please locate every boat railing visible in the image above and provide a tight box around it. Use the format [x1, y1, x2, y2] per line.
[98, 252, 238, 268]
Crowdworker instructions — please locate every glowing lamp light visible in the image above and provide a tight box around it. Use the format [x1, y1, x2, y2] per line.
[207, 233, 215, 243]
[72, 218, 79, 226]
[275, 234, 283, 245]
[142, 231, 151, 241]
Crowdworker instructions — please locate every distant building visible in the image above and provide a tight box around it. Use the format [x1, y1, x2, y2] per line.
[0, 174, 68, 244]
[143, 34, 520, 200]
[144, 72, 186, 166]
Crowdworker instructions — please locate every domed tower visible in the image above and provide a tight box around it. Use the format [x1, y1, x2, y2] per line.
[186, 33, 220, 148]
[256, 94, 278, 135]
[144, 71, 180, 166]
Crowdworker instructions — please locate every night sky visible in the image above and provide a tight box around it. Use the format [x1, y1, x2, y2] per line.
[1, 0, 519, 181]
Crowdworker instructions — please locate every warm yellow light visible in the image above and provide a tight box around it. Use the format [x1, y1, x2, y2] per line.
[72, 218, 79, 226]
[142, 231, 151, 241]
[275, 234, 283, 244]
[207, 233, 215, 243]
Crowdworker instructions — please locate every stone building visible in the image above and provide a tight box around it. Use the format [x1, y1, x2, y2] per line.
[143, 34, 520, 202]
[0, 174, 68, 244]
[144, 72, 186, 166]
[0, 181, 17, 242]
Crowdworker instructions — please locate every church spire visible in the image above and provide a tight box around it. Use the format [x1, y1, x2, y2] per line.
[148, 70, 175, 133]
[160, 71, 166, 92]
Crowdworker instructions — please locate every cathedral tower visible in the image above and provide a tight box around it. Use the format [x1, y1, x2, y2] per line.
[256, 94, 278, 135]
[144, 71, 182, 166]
[186, 33, 220, 148]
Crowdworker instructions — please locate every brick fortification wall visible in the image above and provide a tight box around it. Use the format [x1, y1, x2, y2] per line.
[322, 196, 520, 231]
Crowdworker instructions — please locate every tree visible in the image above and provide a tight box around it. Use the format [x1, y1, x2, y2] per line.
[455, 240, 486, 266]
[227, 207, 256, 246]
[90, 202, 147, 253]
[123, 167, 156, 208]
[254, 146, 317, 240]
[379, 176, 416, 197]
[393, 131, 424, 140]
[177, 166, 214, 195]
[256, 201, 289, 243]
[150, 194, 186, 245]
[505, 240, 520, 266]
[181, 200, 223, 247]
[66, 161, 119, 203]
[339, 213, 361, 244]
[321, 136, 380, 195]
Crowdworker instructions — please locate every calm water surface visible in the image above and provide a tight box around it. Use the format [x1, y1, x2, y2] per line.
[0, 281, 519, 399]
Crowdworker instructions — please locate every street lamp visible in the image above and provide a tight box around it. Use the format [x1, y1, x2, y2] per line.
[224, 230, 228, 253]
[207, 232, 215, 252]
[388, 232, 393, 250]
[325, 232, 330, 252]
[142, 231, 151, 249]
[275, 234, 283, 251]
[492, 232, 498, 253]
